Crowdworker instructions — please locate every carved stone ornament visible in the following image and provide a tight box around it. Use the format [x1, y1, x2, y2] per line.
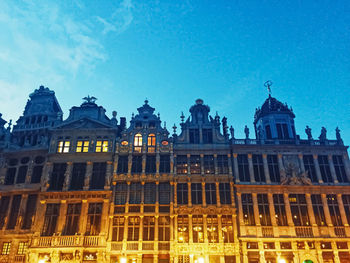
[280, 156, 312, 185]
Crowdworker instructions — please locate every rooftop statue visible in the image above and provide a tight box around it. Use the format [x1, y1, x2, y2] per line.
[305, 125, 312, 140]
[319, 127, 327, 142]
[244, 125, 249, 139]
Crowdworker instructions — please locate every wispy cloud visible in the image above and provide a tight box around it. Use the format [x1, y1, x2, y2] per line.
[97, 0, 134, 35]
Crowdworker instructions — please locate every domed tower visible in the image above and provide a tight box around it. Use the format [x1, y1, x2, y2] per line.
[254, 94, 296, 141]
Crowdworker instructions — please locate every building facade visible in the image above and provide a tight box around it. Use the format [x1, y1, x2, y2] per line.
[0, 86, 349, 263]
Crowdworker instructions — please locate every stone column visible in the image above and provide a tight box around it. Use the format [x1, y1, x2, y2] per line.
[25, 161, 34, 184]
[248, 154, 255, 183]
[174, 182, 178, 207]
[127, 154, 132, 175]
[16, 194, 28, 230]
[188, 214, 193, 243]
[123, 215, 129, 250]
[298, 154, 305, 173]
[217, 214, 223, 243]
[142, 154, 146, 174]
[202, 181, 206, 207]
[187, 154, 191, 175]
[228, 154, 233, 176]
[105, 161, 113, 189]
[328, 155, 339, 184]
[56, 199, 67, 234]
[267, 193, 277, 226]
[156, 153, 160, 175]
[83, 161, 93, 190]
[101, 199, 110, 236]
[216, 182, 221, 207]
[277, 154, 284, 176]
[200, 154, 204, 175]
[233, 154, 240, 183]
[174, 215, 178, 242]
[305, 194, 319, 236]
[252, 193, 261, 237]
[79, 200, 88, 234]
[342, 153, 350, 182]
[337, 194, 349, 226]
[214, 154, 218, 175]
[230, 182, 235, 207]
[113, 155, 119, 176]
[321, 194, 333, 226]
[262, 154, 271, 183]
[236, 193, 244, 225]
[203, 214, 208, 243]
[170, 153, 174, 174]
[283, 193, 295, 236]
[187, 181, 192, 207]
[139, 215, 144, 245]
[170, 215, 174, 242]
[313, 155, 323, 183]
[42, 162, 53, 191]
[32, 199, 46, 233]
[63, 162, 73, 191]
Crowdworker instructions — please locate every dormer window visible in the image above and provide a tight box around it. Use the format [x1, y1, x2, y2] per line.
[276, 123, 290, 139]
[147, 134, 156, 153]
[76, 140, 89, 153]
[149, 122, 155, 128]
[135, 122, 142, 128]
[96, 140, 108, 152]
[57, 141, 70, 153]
[134, 134, 142, 153]
[189, 129, 200, 144]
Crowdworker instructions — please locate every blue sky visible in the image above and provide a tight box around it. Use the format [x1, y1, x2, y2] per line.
[0, 0, 349, 144]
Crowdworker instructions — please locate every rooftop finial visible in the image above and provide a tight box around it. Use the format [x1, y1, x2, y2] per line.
[83, 95, 97, 104]
[264, 80, 273, 96]
[145, 98, 149, 105]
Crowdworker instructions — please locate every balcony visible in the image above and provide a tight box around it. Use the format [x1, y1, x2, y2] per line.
[142, 242, 154, 250]
[126, 242, 139, 250]
[295, 226, 313, 237]
[32, 235, 102, 248]
[14, 255, 26, 263]
[262, 227, 274, 237]
[334, 226, 346, 237]
[158, 242, 170, 251]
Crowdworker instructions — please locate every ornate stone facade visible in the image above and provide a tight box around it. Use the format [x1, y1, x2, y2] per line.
[0, 86, 349, 263]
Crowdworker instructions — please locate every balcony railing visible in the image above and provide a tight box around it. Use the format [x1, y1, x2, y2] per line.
[295, 226, 313, 237]
[14, 255, 26, 263]
[142, 242, 154, 250]
[83, 236, 99, 246]
[111, 242, 123, 251]
[262, 227, 274, 237]
[159, 242, 170, 251]
[33, 235, 101, 248]
[126, 242, 139, 250]
[334, 226, 346, 237]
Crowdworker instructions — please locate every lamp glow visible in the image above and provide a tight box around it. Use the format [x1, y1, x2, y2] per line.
[198, 257, 204, 263]
[279, 259, 286, 263]
[38, 260, 46, 263]
[120, 257, 127, 263]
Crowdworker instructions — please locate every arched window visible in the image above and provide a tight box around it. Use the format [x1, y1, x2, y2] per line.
[134, 134, 142, 153]
[147, 134, 156, 153]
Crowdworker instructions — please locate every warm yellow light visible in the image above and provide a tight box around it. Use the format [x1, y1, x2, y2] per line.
[198, 257, 204, 263]
[120, 257, 127, 263]
[38, 260, 46, 263]
[278, 259, 286, 263]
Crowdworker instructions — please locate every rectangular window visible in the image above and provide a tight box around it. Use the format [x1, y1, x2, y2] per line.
[192, 215, 204, 243]
[131, 155, 142, 174]
[327, 194, 342, 226]
[189, 129, 200, 144]
[342, 195, 350, 225]
[129, 183, 142, 204]
[115, 183, 128, 205]
[145, 155, 156, 173]
[49, 163, 67, 191]
[276, 123, 290, 139]
[221, 215, 234, 243]
[257, 194, 271, 226]
[16, 166, 28, 184]
[158, 216, 170, 241]
[127, 216, 140, 241]
[31, 165, 43, 184]
[202, 128, 213, 143]
[76, 140, 89, 153]
[1, 242, 11, 255]
[238, 154, 250, 182]
[242, 194, 255, 225]
[177, 215, 189, 243]
[190, 155, 201, 174]
[207, 215, 218, 243]
[117, 156, 128, 174]
[63, 203, 81, 235]
[95, 140, 109, 152]
[70, 163, 86, 190]
[143, 216, 155, 241]
[17, 242, 28, 255]
[289, 194, 310, 226]
[112, 216, 124, 241]
[159, 183, 171, 204]
[203, 155, 215, 174]
[265, 125, 272, 139]
[219, 183, 231, 205]
[318, 155, 333, 183]
[205, 183, 216, 205]
[86, 203, 102, 236]
[42, 203, 60, 236]
[303, 155, 318, 183]
[22, 194, 37, 229]
[5, 167, 16, 185]
[273, 194, 288, 226]
[267, 155, 280, 182]
[177, 183, 188, 205]
[311, 195, 326, 226]
[144, 183, 156, 204]
[252, 155, 265, 182]
[333, 155, 348, 183]
[217, 155, 229, 174]
[0, 196, 10, 229]
[176, 155, 188, 174]
[191, 183, 202, 205]
[7, 195, 21, 229]
[90, 162, 106, 190]
[57, 141, 70, 153]
[159, 155, 170, 173]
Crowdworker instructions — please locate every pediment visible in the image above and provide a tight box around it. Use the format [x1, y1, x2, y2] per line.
[54, 118, 113, 130]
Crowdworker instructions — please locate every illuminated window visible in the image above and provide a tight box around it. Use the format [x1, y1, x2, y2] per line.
[1, 242, 11, 255]
[207, 215, 218, 243]
[127, 216, 140, 241]
[76, 141, 89, 153]
[17, 242, 27, 255]
[273, 194, 288, 226]
[192, 215, 204, 243]
[147, 133, 156, 153]
[86, 203, 102, 236]
[177, 215, 189, 243]
[57, 141, 70, 153]
[121, 140, 128, 146]
[158, 216, 170, 241]
[242, 194, 255, 225]
[96, 140, 108, 152]
[289, 194, 310, 226]
[221, 215, 234, 243]
[311, 195, 327, 226]
[112, 216, 124, 241]
[134, 134, 142, 152]
[257, 194, 271, 226]
[143, 216, 155, 241]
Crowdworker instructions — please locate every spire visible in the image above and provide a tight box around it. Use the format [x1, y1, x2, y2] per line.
[264, 80, 272, 97]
